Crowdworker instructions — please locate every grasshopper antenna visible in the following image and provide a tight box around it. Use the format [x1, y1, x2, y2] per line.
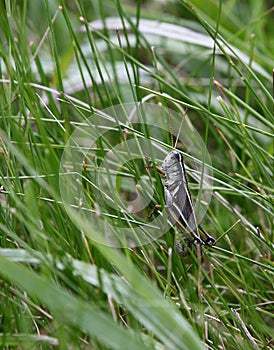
[167, 106, 188, 150]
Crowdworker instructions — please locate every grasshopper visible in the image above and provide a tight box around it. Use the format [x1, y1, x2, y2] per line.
[162, 150, 215, 256]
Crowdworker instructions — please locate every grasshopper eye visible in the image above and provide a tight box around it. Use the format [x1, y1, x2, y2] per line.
[172, 151, 180, 159]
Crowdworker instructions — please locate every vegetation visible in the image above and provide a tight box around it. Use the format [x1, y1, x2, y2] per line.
[0, 0, 273, 349]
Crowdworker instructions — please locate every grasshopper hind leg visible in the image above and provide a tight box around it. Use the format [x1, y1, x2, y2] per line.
[174, 234, 204, 257]
[174, 235, 196, 257]
[174, 235, 190, 257]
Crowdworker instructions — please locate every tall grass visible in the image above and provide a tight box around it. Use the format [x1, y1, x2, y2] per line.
[0, 0, 273, 349]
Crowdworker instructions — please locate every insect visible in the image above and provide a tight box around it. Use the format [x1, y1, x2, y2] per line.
[162, 150, 215, 256]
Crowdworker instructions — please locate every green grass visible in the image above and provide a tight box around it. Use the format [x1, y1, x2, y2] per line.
[0, 0, 273, 349]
